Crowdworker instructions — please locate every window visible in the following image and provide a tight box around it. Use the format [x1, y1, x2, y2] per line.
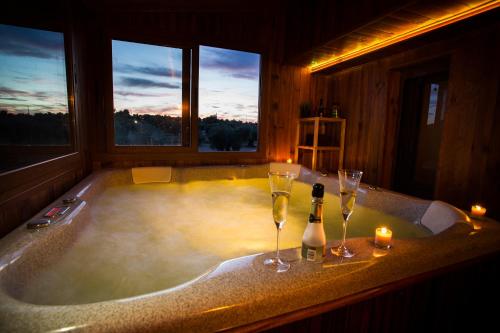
[112, 40, 185, 146]
[110, 40, 261, 152]
[0, 24, 71, 173]
[198, 46, 260, 152]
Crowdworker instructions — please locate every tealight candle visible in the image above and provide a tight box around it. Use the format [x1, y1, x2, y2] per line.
[471, 205, 486, 217]
[375, 227, 392, 248]
[286, 158, 293, 164]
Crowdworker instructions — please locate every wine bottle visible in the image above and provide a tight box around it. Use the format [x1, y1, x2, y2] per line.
[318, 98, 324, 117]
[301, 183, 326, 262]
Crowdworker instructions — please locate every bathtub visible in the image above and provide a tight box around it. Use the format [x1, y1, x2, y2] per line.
[0, 164, 499, 332]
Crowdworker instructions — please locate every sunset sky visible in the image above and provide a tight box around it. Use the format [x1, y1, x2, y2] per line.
[198, 45, 260, 123]
[112, 40, 260, 122]
[0, 24, 69, 114]
[0, 24, 260, 123]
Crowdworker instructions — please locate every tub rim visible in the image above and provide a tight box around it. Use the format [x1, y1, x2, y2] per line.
[0, 164, 498, 333]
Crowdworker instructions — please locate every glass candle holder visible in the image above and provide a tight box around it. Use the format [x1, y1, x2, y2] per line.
[374, 227, 392, 249]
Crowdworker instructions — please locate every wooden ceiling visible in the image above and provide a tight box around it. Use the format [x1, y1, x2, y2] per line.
[80, 0, 284, 13]
[307, 0, 500, 72]
[4, 0, 497, 73]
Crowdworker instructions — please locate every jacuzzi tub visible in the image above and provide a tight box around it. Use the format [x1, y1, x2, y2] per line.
[0, 164, 499, 332]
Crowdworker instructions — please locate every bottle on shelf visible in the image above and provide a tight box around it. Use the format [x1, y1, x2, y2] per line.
[301, 183, 327, 262]
[332, 104, 340, 118]
[318, 98, 325, 117]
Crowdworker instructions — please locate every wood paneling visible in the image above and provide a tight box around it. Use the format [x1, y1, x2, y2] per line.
[78, 0, 447, 171]
[268, 65, 311, 162]
[0, 4, 89, 238]
[226, 252, 499, 333]
[79, 5, 288, 169]
[321, 20, 500, 219]
[2, 1, 499, 237]
[326, 61, 391, 182]
[435, 28, 500, 217]
[381, 70, 402, 186]
[286, 0, 498, 69]
[0, 154, 85, 237]
[285, 0, 411, 64]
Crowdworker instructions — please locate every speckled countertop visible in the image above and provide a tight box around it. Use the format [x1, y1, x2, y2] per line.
[0, 165, 499, 332]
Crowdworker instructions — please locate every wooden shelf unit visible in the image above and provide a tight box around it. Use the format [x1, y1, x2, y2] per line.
[294, 117, 346, 171]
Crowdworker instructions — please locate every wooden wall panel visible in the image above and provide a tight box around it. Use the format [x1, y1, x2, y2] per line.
[229, 253, 499, 333]
[0, 5, 89, 238]
[285, 0, 412, 64]
[268, 65, 311, 162]
[319, 21, 500, 218]
[82, 7, 291, 169]
[267, 65, 341, 163]
[381, 71, 403, 186]
[435, 29, 500, 218]
[0, 154, 85, 237]
[67, 3, 310, 171]
[328, 60, 393, 185]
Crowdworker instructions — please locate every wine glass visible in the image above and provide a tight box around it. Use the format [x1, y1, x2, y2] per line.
[265, 171, 295, 272]
[331, 169, 363, 258]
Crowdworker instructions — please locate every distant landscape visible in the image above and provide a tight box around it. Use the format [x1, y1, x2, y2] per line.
[0, 110, 70, 145]
[0, 109, 257, 150]
[198, 114, 258, 152]
[115, 109, 258, 151]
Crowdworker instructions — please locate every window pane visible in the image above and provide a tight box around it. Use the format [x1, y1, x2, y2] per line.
[198, 46, 260, 152]
[112, 40, 183, 146]
[0, 24, 70, 173]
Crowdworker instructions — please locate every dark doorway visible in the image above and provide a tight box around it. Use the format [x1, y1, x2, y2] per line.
[393, 72, 448, 199]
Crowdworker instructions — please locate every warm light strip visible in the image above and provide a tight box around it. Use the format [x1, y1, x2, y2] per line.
[310, 1, 500, 72]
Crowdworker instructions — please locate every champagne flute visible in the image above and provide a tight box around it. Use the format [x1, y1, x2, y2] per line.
[265, 171, 295, 272]
[332, 169, 363, 258]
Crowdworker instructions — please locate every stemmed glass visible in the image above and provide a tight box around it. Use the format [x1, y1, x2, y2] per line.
[265, 171, 295, 272]
[331, 169, 363, 258]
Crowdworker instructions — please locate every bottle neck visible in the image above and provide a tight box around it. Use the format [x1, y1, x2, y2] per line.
[309, 197, 323, 223]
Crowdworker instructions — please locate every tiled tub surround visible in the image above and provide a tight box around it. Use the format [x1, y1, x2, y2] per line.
[0, 165, 499, 332]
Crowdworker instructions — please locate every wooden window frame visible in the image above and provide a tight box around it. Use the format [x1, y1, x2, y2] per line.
[106, 35, 193, 153]
[104, 35, 268, 161]
[0, 21, 80, 177]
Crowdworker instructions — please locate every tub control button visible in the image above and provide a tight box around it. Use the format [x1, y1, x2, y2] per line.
[43, 206, 70, 218]
[63, 197, 77, 204]
[58, 206, 70, 215]
[27, 218, 52, 230]
[44, 207, 61, 218]
[368, 185, 382, 191]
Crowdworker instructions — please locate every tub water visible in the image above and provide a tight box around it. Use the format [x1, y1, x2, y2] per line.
[19, 177, 430, 305]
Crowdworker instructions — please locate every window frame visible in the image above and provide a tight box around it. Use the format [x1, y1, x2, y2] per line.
[106, 34, 194, 153]
[0, 21, 79, 175]
[105, 35, 268, 160]
[197, 44, 262, 154]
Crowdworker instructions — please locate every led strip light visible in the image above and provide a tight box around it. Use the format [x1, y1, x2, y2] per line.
[310, 1, 500, 73]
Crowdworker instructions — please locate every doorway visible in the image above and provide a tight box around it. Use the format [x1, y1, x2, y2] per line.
[393, 72, 448, 199]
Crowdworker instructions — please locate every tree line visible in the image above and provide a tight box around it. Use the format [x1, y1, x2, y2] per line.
[0, 109, 258, 150]
[0, 110, 70, 145]
[115, 110, 257, 150]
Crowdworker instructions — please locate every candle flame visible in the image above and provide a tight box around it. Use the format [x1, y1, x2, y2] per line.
[381, 227, 387, 234]
[286, 158, 292, 164]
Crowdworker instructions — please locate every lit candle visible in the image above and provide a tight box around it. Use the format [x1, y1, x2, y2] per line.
[375, 227, 392, 248]
[471, 205, 486, 217]
[286, 158, 293, 164]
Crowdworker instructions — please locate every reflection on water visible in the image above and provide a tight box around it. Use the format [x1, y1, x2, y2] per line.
[20, 179, 430, 305]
